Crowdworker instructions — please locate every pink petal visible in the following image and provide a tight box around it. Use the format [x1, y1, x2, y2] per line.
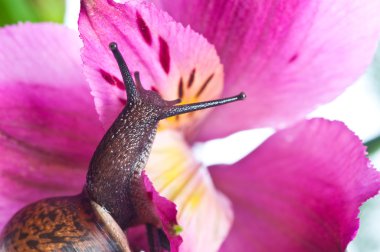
[124, 173, 183, 251]
[210, 119, 380, 251]
[146, 131, 233, 252]
[156, 0, 380, 140]
[143, 173, 182, 252]
[0, 23, 104, 229]
[79, 0, 223, 135]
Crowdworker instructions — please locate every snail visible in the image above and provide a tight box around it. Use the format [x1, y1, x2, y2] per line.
[0, 42, 245, 252]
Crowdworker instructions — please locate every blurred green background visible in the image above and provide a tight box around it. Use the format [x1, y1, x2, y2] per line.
[0, 0, 65, 26]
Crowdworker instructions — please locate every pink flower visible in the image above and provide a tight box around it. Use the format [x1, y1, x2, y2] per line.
[1, 0, 380, 251]
[0, 23, 182, 251]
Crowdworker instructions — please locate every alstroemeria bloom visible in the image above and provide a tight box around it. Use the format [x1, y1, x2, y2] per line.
[1, 0, 380, 252]
[0, 23, 183, 250]
[77, 0, 380, 251]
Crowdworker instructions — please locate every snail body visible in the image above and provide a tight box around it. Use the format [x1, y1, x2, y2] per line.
[0, 42, 245, 251]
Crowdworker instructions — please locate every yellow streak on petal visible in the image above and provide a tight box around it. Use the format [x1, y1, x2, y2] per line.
[187, 184, 204, 210]
[145, 130, 233, 252]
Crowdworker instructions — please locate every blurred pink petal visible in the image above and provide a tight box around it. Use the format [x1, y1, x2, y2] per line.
[0, 23, 104, 230]
[210, 119, 380, 251]
[79, 0, 224, 137]
[156, 0, 380, 140]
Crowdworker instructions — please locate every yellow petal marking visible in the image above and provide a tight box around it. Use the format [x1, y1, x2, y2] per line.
[146, 130, 233, 252]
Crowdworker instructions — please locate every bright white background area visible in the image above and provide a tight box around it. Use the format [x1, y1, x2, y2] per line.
[65, 1, 380, 250]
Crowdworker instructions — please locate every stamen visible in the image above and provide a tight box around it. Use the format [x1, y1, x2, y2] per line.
[109, 42, 139, 104]
[161, 92, 246, 119]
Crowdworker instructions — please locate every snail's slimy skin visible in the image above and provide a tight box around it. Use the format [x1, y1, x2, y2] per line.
[0, 42, 245, 252]
[87, 87, 165, 230]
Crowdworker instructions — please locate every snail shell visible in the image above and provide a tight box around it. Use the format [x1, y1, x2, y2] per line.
[0, 193, 131, 252]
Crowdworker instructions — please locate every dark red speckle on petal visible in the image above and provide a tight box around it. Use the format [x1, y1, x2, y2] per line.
[136, 12, 152, 46]
[151, 86, 159, 93]
[99, 69, 125, 91]
[159, 36, 170, 74]
[187, 68, 196, 88]
[288, 53, 298, 63]
[196, 73, 214, 98]
[178, 78, 184, 98]
[119, 97, 127, 106]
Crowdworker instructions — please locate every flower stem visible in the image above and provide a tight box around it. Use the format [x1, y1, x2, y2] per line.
[365, 135, 380, 155]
